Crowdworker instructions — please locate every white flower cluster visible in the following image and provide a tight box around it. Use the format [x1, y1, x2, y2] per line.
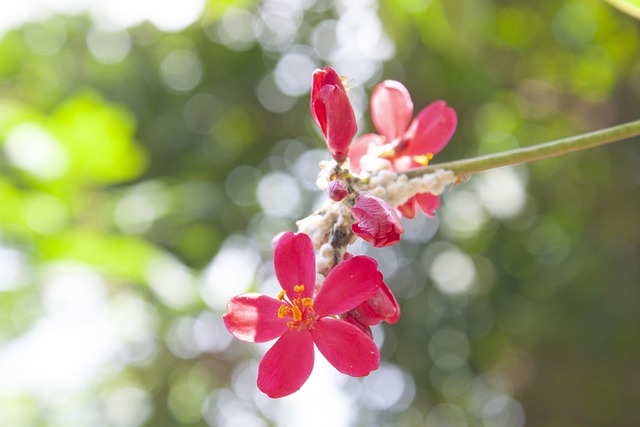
[359, 168, 457, 208]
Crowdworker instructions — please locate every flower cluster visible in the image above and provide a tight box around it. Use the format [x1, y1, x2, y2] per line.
[224, 67, 457, 398]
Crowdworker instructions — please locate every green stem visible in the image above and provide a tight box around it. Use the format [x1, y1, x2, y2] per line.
[405, 119, 640, 178]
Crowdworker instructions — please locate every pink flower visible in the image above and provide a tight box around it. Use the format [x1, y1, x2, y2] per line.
[311, 67, 357, 163]
[351, 192, 404, 247]
[223, 232, 382, 398]
[348, 80, 457, 218]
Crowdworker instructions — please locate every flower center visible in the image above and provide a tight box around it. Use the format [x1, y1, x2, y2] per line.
[277, 284, 318, 331]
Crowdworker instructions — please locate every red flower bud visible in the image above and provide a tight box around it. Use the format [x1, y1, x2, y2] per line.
[327, 180, 348, 201]
[348, 281, 400, 326]
[351, 192, 404, 247]
[342, 313, 373, 339]
[311, 67, 357, 163]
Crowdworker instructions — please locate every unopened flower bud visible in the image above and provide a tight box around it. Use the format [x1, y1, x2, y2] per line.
[328, 180, 348, 201]
[349, 281, 400, 326]
[351, 192, 404, 247]
[311, 67, 357, 163]
[342, 313, 373, 339]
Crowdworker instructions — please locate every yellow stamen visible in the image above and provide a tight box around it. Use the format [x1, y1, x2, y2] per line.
[293, 284, 305, 293]
[340, 75, 351, 91]
[277, 290, 286, 301]
[291, 303, 302, 322]
[301, 298, 314, 311]
[278, 305, 289, 319]
[413, 153, 434, 166]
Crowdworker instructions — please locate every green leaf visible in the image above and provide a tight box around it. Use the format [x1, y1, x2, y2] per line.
[48, 91, 147, 184]
[40, 229, 160, 282]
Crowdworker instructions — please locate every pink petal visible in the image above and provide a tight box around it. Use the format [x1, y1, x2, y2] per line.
[403, 101, 457, 157]
[416, 193, 440, 217]
[310, 67, 343, 129]
[311, 318, 379, 376]
[257, 330, 315, 398]
[274, 232, 315, 299]
[350, 192, 404, 248]
[371, 80, 413, 140]
[313, 255, 382, 317]
[223, 293, 289, 343]
[396, 197, 417, 219]
[310, 68, 331, 128]
[347, 133, 386, 174]
[342, 313, 373, 339]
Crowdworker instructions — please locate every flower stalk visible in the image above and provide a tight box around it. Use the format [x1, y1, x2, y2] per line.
[406, 119, 640, 178]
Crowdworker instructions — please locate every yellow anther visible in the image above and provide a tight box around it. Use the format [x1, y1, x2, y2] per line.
[340, 75, 351, 91]
[278, 305, 289, 319]
[277, 290, 286, 301]
[413, 153, 434, 166]
[291, 303, 302, 322]
[293, 284, 305, 293]
[301, 298, 314, 311]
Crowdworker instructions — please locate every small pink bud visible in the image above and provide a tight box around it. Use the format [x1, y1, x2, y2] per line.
[351, 192, 404, 247]
[328, 180, 348, 201]
[311, 67, 357, 163]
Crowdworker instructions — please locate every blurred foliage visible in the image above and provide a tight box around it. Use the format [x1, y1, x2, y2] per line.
[0, 0, 639, 426]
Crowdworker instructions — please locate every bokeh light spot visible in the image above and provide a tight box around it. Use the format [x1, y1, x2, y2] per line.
[5, 123, 69, 180]
[429, 248, 476, 295]
[274, 50, 317, 97]
[160, 50, 203, 92]
[87, 27, 131, 64]
[257, 171, 302, 218]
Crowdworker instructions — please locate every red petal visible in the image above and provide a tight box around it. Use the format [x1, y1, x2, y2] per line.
[396, 197, 417, 219]
[313, 255, 382, 317]
[416, 193, 440, 217]
[347, 133, 386, 174]
[371, 80, 413, 140]
[223, 293, 289, 343]
[311, 318, 379, 376]
[403, 101, 457, 157]
[342, 313, 373, 339]
[310, 67, 357, 163]
[257, 330, 315, 398]
[273, 232, 315, 299]
[310, 67, 338, 129]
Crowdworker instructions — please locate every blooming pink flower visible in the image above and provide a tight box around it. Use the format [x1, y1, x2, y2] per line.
[351, 192, 404, 247]
[311, 67, 357, 163]
[223, 232, 382, 398]
[348, 80, 457, 218]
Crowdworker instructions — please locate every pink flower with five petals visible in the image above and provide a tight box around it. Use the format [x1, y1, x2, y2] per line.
[223, 232, 383, 398]
[348, 80, 457, 218]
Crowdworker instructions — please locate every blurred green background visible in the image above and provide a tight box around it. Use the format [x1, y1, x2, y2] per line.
[0, 0, 639, 426]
